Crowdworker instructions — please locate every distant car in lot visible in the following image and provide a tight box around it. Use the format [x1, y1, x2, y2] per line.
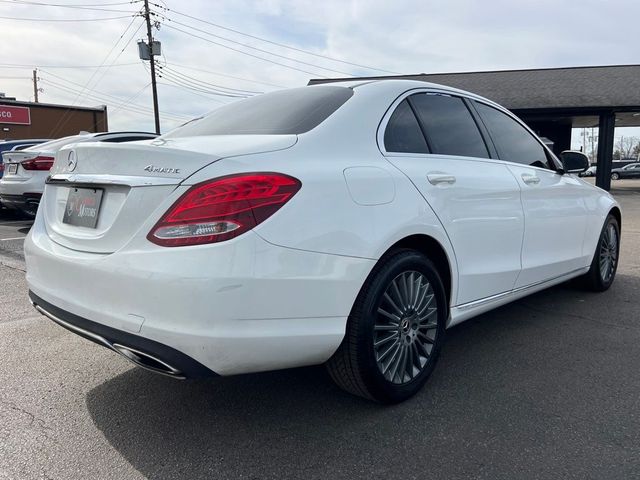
[611, 162, 640, 180]
[579, 165, 597, 177]
[0, 139, 50, 179]
[0, 132, 157, 217]
[25, 81, 621, 403]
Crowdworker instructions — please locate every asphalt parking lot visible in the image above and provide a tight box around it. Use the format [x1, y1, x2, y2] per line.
[1, 185, 640, 480]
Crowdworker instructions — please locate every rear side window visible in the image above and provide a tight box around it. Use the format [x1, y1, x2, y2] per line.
[101, 136, 155, 143]
[383, 99, 429, 153]
[164, 86, 353, 137]
[474, 101, 550, 169]
[410, 93, 489, 158]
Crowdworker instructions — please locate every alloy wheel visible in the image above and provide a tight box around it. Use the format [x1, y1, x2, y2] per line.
[599, 223, 618, 283]
[373, 271, 439, 385]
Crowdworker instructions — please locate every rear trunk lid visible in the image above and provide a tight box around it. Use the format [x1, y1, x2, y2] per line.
[43, 135, 297, 253]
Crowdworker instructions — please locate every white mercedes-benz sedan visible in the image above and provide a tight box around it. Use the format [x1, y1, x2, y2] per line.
[25, 80, 621, 403]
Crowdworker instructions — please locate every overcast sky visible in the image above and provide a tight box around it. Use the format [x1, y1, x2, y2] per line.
[1, 0, 639, 142]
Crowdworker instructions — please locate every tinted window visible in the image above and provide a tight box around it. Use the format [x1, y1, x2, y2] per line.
[475, 102, 549, 169]
[384, 99, 428, 153]
[164, 86, 353, 137]
[101, 136, 155, 143]
[410, 94, 489, 158]
[12, 144, 37, 151]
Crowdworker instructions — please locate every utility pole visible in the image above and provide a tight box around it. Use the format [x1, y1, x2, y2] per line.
[143, 0, 160, 134]
[32, 69, 39, 103]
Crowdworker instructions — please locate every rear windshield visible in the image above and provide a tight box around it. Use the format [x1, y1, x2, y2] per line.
[163, 86, 353, 138]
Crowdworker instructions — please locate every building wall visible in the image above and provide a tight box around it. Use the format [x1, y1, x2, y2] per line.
[0, 102, 108, 140]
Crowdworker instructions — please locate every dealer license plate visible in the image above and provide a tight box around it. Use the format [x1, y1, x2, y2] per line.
[62, 187, 103, 228]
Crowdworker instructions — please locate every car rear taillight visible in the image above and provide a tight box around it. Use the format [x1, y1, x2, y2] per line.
[148, 172, 301, 247]
[21, 156, 55, 171]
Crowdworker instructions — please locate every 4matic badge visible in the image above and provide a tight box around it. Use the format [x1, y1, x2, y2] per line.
[144, 164, 181, 174]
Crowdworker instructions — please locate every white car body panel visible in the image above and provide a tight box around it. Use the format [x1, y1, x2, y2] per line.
[385, 152, 524, 305]
[507, 164, 590, 287]
[24, 79, 620, 377]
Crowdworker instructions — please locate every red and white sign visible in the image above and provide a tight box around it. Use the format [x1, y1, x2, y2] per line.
[0, 105, 31, 125]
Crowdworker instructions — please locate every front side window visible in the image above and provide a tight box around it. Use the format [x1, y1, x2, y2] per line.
[410, 93, 489, 158]
[163, 86, 353, 137]
[383, 99, 429, 154]
[474, 101, 550, 169]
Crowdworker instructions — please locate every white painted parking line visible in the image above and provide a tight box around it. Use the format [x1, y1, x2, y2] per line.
[0, 236, 26, 241]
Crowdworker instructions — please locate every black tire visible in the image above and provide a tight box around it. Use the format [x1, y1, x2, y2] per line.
[582, 214, 620, 292]
[611, 173, 620, 180]
[326, 249, 447, 404]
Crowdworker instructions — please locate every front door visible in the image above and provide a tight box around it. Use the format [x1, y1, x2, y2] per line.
[472, 100, 588, 287]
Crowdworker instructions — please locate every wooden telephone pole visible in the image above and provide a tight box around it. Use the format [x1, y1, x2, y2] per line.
[32, 69, 39, 103]
[143, 0, 160, 134]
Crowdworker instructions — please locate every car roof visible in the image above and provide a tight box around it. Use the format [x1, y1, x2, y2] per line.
[321, 78, 506, 111]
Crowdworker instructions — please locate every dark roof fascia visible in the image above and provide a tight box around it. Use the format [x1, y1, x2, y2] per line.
[0, 99, 106, 113]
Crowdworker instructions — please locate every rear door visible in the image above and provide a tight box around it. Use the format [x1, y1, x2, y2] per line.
[472, 100, 589, 287]
[382, 91, 524, 306]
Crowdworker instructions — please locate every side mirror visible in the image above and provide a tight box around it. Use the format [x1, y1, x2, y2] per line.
[559, 150, 589, 174]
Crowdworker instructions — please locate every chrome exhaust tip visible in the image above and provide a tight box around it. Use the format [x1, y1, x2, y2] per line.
[33, 302, 185, 380]
[112, 344, 185, 379]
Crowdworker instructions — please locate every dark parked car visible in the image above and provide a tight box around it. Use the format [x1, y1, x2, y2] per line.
[611, 162, 640, 180]
[0, 139, 50, 179]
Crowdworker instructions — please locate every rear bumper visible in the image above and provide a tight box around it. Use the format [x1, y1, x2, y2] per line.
[30, 292, 215, 378]
[25, 213, 375, 376]
[0, 193, 41, 213]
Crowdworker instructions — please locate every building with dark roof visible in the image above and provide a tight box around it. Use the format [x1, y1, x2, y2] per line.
[310, 65, 640, 190]
[0, 99, 108, 141]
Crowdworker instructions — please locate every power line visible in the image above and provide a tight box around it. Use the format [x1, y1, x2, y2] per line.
[163, 16, 354, 77]
[157, 81, 229, 105]
[158, 64, 261, 95]
[0, 0, 138, 13]
[5, 0, 135, 5]
[162, 61, 287, 89]
[0, 62, 139, 69]
[0, 14, 134, 21]
[157, 69, 248, 98]
[40, 77, 190, 121]
[43, 75, 193, 122]
[39, 69, 189, 118]
[86, 17, 146, 94]
[154, 4, 399, 75]
[163, 23, 329, 78]
[47, 13, 142, 136]
[108, 82, 150, 115]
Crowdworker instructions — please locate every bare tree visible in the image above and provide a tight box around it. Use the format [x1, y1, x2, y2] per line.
[616, 136, 639, 159]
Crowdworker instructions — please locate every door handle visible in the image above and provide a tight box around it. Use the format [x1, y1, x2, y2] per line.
[521, 173, 540, 185]
[427, 173, 456, 185]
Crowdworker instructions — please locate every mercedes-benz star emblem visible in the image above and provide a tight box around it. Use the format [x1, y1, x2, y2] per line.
[67, 151, 77, 172]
